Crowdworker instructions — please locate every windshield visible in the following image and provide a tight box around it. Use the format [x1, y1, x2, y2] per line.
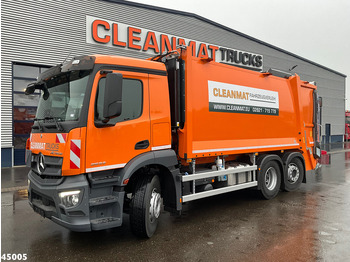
[346, 116, 350, 125]
[36, 70, 90, 121]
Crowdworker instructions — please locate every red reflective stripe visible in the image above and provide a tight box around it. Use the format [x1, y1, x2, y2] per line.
[70, 140, 81, 157]
[70, 160, 79, 169]
[56, 134, 67, 143]
[70, 140, 81, 169]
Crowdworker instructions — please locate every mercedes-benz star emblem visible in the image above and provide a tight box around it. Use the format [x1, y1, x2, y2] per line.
[37, 153, 46, 174]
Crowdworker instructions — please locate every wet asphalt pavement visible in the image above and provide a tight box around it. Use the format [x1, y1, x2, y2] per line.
[1, 149, 350, 261]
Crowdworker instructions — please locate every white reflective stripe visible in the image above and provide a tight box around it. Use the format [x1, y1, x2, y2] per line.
[310, 142, 314, 144]
[70, 150, 80, 168]
[72, 139, 81, 148]
[70, 139, 81, 168]
[151, 145, 171, 151]
[86, 163, 126, 173]
[192, 143, 300, 154]
[57, 134, 65, 143]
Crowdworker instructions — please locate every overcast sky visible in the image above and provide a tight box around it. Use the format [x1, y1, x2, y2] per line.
[131, 0, 350, 109]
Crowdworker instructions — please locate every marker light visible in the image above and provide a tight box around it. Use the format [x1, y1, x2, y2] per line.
[59, 190, 81, 208]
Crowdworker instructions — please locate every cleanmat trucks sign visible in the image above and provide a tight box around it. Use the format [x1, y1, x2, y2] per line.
[86, 15, 263, 71]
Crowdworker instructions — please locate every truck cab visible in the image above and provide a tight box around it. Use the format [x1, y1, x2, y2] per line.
[27, 55, 179, 236]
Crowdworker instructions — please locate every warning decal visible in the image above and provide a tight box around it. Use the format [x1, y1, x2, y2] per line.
[56, 134, 67, 143]
[70, 140, 81, 169]
[208, 81, 279, 116]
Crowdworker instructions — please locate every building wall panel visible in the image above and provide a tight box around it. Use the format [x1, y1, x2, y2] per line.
[1, 0, 346, 165]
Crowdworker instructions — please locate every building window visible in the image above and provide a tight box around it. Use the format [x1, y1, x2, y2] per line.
[13, 63, 50, 165]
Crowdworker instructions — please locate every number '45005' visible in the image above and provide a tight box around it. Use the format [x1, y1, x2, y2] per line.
[1, 254, 27, 260]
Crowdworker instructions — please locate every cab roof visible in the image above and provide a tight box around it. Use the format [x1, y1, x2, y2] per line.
[92, 54, 167, 74]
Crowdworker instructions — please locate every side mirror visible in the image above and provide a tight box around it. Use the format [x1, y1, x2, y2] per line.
[103, 73, 123, 122]
[25, 83, 36, 95]
[25, 82, 50, 100]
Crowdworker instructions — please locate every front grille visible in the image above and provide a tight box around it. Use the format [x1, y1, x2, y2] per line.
[31, 154, 63, 179]
[33, 173, 62, 180]
[31, 190, 56, 209]
[31, 190, 57, 218]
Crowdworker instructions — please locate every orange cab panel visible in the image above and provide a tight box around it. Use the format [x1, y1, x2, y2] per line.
[85, 70, 151, 173]
[30, 128, 85, 176]
[149, 73, 171, 151]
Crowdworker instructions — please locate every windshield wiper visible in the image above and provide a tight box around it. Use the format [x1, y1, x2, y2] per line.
[44, 117, 64, 131]
[33, 117, 64, 132]
[32, 118, 43, 132]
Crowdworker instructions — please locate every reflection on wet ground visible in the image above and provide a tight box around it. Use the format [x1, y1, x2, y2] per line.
[2, 153, 350, 261]
[12, 189, 28, 212]
[312, 152, 350, 261]
[1, 166, 29, 189]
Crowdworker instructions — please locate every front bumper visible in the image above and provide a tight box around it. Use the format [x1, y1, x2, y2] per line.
[28, 170, 124, 232]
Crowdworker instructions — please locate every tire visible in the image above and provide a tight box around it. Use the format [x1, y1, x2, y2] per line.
[282, 157, 304, 192]
[258, 160, 281, 200]
[130, 174, 161, 238]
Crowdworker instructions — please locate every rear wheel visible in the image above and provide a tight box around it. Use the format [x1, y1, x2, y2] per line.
[258, 160, 281, 199]
[130, 174, 161, 238]
[282, 157, 304, 192]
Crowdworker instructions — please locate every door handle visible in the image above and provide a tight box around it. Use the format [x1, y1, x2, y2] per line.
[135, 140, 150, 150]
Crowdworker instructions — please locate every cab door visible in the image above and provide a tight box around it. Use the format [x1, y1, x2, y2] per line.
[85, 70, 150, 173]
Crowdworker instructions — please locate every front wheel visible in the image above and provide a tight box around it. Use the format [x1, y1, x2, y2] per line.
[130, 174, 161, 238]
[258, 160, 281, 200]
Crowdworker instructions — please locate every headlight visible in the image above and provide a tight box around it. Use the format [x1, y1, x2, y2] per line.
[58, 190, 81, 208]
[27, 179, 31, 187]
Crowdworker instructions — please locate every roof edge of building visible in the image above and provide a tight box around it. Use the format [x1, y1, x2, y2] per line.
[100, 0, 346, 78]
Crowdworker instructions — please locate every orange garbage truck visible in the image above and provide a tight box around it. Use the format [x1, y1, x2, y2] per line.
[26, 47, 321, 237]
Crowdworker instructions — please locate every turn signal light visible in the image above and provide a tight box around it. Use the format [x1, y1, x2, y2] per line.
[26, 138, 30, 150]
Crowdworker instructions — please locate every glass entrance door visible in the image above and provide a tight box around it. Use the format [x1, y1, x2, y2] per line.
[13, 63, 49, 165]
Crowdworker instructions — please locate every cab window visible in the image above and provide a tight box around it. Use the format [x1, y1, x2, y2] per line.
[95, 78, 143, 125]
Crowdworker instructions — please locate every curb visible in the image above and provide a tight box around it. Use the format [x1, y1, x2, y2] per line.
[327, 149, 350, 155]
[1, 186, 28, 193]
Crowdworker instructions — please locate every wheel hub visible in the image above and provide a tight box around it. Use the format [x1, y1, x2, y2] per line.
[287, 163, 299, 184]
[265, 167, 277, 190]
[149, 189, 161, 223]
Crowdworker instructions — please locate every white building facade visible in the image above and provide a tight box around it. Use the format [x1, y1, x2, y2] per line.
[1, 0, 346, 167]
